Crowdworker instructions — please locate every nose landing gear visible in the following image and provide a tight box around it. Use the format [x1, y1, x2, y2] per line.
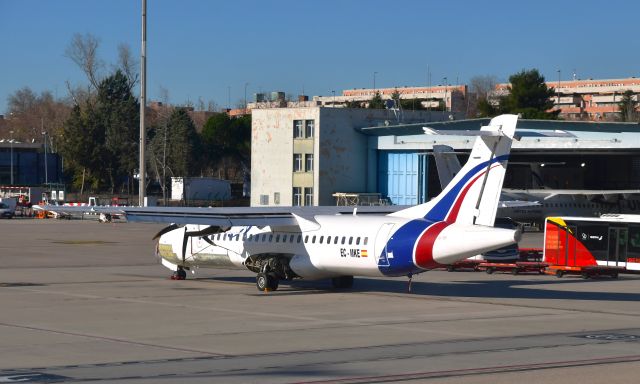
[171, 266, 188, 280]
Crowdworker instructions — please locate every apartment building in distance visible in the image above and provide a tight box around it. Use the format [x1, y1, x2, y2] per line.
[496, 77, 640, 121]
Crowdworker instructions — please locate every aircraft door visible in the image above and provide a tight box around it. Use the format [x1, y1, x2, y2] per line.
[566, 225, 577, 266]
[608, 227, 628, 267]
[375, 223, 396, 267]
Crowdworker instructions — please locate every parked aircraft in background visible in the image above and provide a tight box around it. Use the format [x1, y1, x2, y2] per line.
[38, 114, 520, 292]
[432, 146, 640, 228]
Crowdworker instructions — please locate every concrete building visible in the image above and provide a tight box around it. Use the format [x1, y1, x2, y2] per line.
[251, 106, 640, 207]
[250, 107, 457, 206]
[314, 85, 470, 114]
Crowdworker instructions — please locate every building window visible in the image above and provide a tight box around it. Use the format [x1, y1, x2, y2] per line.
[260, 194, 269, 205]
[305, 120, 314, 138]
[293, 154, 303, 172]
[305, 154, 313, 172]
[293, 187, 302, 206]
[293, 120, 304, 138]
[274, 192, 280, 205]
[304, 187, 313, 206]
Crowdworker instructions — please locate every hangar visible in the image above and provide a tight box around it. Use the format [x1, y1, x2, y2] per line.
[250, 106, 640, 207]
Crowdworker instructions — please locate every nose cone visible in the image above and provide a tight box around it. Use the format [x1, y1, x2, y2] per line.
[432, 224, 518, 265]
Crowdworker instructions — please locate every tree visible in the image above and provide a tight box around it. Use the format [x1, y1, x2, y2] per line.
[65, 33, 104, 91]
[200, 113, 251, 180]
[618, 90, 638, 122]
[500, 69, 559, 119]
[6, 87, 71, 142]
[470, 75, 498, 117]
[97, 70, 140, 193]
[368, 91, 385, 109]
[59, 70, 139, 194]
[164, 108, 200, 177]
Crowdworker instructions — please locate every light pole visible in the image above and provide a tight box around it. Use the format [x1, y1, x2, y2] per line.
[244, 82, 249, 111]
[139, 0, 147, 207]
[9, 130, 14, 185]
[331, 90, 336, 106]
[42, 131, 48, 185]
[373, 72, 378, 93]
[443, 77, 448, 113]
[557, 69, 561, 111]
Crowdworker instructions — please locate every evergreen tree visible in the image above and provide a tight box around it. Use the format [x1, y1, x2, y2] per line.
[165, 108, 200, 177]
[501, 69, 559, 119]
[368, 91, 385, 109]
[618, 90, 638, 122]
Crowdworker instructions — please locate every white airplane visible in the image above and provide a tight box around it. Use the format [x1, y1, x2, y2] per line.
[38, 114, 521, 292]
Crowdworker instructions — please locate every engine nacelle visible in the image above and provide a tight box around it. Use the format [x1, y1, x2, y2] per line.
[289, 254, 339, 280]
[432, 224, 519, 265]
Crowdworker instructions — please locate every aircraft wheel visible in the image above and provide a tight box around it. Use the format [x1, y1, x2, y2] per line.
[611, 272, 619, 279]
[555, 270, 564, 278]
[447, 265, 455, 272]
[331, 275, 354, 289]
[511, 268, 519, 275]
[172, 266, 187, 280]
[581, 272, 590, 279]
[485, 267, 494, 274]
[257, 273, 279, 292]
[256, 273, 268, 291]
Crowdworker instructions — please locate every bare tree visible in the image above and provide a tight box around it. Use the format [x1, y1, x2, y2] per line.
[65, 33, 104, 90]
[116, 43, 139, 90]
[470, 75, 498, 98]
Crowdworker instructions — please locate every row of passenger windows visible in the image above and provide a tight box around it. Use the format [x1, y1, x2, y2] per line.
[542, 202, 606, 209]
[212, 232, 369, 246]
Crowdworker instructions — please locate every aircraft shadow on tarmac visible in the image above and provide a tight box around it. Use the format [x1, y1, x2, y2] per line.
[201, 275, 640, 302]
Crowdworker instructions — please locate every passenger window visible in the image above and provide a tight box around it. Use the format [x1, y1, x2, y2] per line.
[297, 235, 302, 243]
[304, 235, 309, 243]
[319, 236, 324, 244]
[334, 236, 339, 244]
[289, 235, 294, 242]
[348, 237, 353, 245]
[262, 234, 267, 242]
[269, 235, 273, 242]
[364, 237, 368, 245]
[341, 237, 346, 245]
[356, 237, 360, 245]
[312, 236, 316, 243]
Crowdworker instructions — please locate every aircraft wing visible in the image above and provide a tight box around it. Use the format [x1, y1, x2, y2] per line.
[34, 205, 406, 227]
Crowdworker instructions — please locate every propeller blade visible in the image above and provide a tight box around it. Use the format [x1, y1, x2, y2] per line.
[185, 226, 226, 237]
[182, 227, 189, 265]
[152, 223, 180, 240]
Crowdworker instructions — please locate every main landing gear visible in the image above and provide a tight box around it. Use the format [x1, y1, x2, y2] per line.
[256, 272, 279, 292]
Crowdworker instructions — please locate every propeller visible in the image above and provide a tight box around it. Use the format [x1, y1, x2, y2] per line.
[152, 223, 180, 240]
[153, 223, 227, 267]
[181, 225, 227, 266]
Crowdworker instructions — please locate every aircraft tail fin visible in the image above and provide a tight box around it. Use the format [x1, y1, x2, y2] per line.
[390, 114, 517, 226]
[433, 145, 462, 190]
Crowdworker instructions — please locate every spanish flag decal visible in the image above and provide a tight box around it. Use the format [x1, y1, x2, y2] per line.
[361, 249, 368, 257]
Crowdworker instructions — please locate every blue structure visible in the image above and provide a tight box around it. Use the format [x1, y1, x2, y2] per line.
[377, 151, 428, 205]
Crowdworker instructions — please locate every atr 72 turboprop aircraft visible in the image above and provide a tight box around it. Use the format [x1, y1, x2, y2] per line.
[40, 114, 521, 292]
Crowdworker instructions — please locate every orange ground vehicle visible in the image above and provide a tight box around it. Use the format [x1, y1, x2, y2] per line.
[543, 215, 639, 278]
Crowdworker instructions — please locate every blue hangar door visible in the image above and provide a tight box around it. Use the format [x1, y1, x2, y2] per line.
[378, 152, 428, 206]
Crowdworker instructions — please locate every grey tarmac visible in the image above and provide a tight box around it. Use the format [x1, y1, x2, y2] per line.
[1, 220, 639, 383]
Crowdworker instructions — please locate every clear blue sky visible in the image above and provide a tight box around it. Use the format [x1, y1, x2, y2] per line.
[1, 0, 639, 113]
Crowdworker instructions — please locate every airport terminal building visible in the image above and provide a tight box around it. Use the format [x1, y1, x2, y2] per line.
[251, 105, 640, 207]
